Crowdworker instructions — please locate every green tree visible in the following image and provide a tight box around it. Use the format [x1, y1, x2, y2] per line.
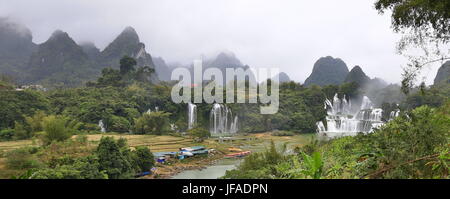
[119, 56, 137, 75]
[0, 90, 48, 129]
[107, 115, 131, 133]
[25, 111, 46, 133]
[13, 122, 31, 140]
[29, 155, 109, 179]
[375, 0, 450, 93]
[132, 146, 155, 173]
[133, 111, 172, 135]
[188, 127, 210, 142]
[135, 66, 155, 83]
[96, 136, 134, 179]
[41, 115, 80, 145]
[93, 68, 124, 87]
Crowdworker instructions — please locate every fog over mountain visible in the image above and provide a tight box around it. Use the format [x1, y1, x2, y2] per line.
[0, 0, 443, 84]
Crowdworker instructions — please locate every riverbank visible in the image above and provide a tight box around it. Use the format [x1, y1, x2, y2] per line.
[0, 132, 315, 179]
[146, 133, 316, 179]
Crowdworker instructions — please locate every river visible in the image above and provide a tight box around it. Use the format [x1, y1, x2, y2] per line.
[171, 158, 242, 179]
[171, 134, 313, 179]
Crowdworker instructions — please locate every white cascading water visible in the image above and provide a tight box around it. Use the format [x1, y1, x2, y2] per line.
[187, 102, 197, 130]
[389, 109, 400, 121]
[146, 106, 160, 114]
[316, 94, 385, 138]
[210, 103, 239, 136]
[98, 120, 106, 133]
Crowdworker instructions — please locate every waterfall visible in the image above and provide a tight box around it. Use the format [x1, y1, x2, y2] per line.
[98, 120, 106, 133]
[187, 102, 197, 130]
[389, 109, 400, 121]
[326, 94, 352, 115]
[210, 103, 239, 136]
[146, 106, 160, 114]
[360, 96, 373, 110]
[317, 94, 384, 138]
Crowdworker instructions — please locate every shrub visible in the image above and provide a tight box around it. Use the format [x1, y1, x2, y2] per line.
[272, 130, 295, 136]
[0, 128, 14, 141]
[96, 136, 134, 179]
[6, 147, 43, 170]
[13, 122, 31, 140]
[25, 111, 46, 133]
[108, 115, 131, 133]
[132, 146, 155, 173]
[133, 111, 171, 135]
[188, 127, 210, 141]
[41, 115, 80, 145]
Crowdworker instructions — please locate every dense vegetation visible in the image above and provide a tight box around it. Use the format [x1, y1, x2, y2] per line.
[1, 52, 448, 179]
[224, 103, 449, 179]
[1, 0, 450, 178]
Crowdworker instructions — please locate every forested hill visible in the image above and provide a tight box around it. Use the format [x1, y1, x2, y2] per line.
[344, 65, 370, 86]
[304, 56, 349, 86]
[0, 21, 165, 87]
[0, 18, 37, 80]
[26, 30, 95, 87]
[434, 61, 450, 85]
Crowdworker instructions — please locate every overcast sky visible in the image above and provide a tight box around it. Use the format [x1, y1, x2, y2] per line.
[0, 0, 442, 84]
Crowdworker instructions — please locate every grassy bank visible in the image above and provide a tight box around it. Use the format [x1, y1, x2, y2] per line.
[0, 132, 315, 179]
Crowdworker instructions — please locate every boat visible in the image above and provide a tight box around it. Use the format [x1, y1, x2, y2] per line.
[228, 147, 243, 152]
[224, 151, 251, 158]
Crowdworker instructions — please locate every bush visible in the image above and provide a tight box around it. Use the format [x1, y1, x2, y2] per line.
[6, 147, 43, 170]
[41, 115, 80, 145]
[133, 111, 171, 135]
[13, 122, 31, 140]
[32, 155, 108, 179]
[96, 136, 134, 179]
[0, 128, 14, 141]
[25, 111, 46, 133]
[272, 130, 295, 136]
[188, 127, 210, 141]
[78, 123, 101, 133]
[132, 146, 155, 173]
[108, 115, 131, 133]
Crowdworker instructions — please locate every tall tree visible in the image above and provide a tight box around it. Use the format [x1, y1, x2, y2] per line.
[374, 0, 450, 93]
[119, 56, 137, 75]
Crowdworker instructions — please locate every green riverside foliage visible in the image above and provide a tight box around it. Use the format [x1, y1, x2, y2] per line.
[224, 104, 449, 179]
[188, 127, 210, 141]
[30, 156, 108, 179]
[95, 136, 135, 179]
[133, 146, 155, 173]
[8, 136, 155, 179]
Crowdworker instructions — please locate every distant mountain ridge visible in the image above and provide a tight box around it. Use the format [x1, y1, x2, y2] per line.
[0, 20, 164, 87]
[344, 65, 370, 86]
[0, 18, 37, 79]
[434, 61, 450, 85]
[272, 72, 291, 83]
[153, 56, 172, 82]
[202, 52, 256, 85]
[304, 56, 349, 86]
[26, 30, 95, 87]
[99, 26, 159, 83]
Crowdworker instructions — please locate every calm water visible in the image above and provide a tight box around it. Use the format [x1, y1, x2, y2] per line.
[171, 135, 313, 179]
[171, 158, 242, 179]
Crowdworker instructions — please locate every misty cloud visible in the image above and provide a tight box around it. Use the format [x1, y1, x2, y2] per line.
[0, 0, 442, 84]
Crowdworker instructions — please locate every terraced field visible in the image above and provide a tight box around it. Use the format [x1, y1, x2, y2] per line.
[0, 134, 196, 154]
[84, 134, 195, 152]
